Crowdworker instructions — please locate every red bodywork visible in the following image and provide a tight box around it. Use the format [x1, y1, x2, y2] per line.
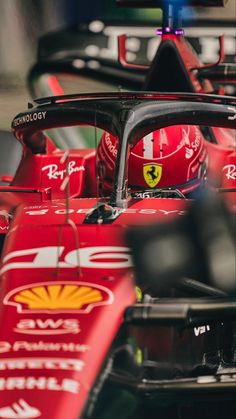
[0, 94, 191, 416]
[0, 90, 235, 417]
[0, 193, 187, 416]
[0, 1, 235, 412]
[0, 199, 135, 417]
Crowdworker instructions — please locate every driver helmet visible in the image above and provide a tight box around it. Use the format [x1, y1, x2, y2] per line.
[97, 125, 207, 197]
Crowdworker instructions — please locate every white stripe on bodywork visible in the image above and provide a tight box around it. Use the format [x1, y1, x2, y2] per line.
[143, 133, 154, 159]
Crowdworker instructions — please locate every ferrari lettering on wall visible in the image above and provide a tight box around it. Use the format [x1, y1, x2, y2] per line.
[14, 318, 80, 335]
[88, 23, 236, 65]
[0, 358, 84, 372]
[0, 340, 89, 353]
[4, 282, 114, 314]
[1, 246, 132, 275]
[0, 376, 80, 394]
[13, 111, 47, 127]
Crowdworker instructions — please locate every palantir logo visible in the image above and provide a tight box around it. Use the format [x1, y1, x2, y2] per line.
[0, 398, 41, 418]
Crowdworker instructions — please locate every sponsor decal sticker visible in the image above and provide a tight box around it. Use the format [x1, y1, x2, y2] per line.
[0, 358, 84, 372]
[181, 126, 201, 159]
[4, 282, 113, 314]
[13, 111, 47, 127]
[104, 132, 117, 157]
[194, 325, 210, 337]
[0, 398, 41, 418]
[0, 340, 89, 353]
[0, 377, 80, 394]
[1, 246, 132, 275]
[25, 208, 186, 216]
[42, 161, 85, 180]
[13, 318, 80, 335]
[143, 163, 162, 187]
[222, 164, 236, 180]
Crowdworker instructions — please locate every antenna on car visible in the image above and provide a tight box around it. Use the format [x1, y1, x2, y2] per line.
[94, 105, 104, 223]
[94, 106, 98, 197]
[55, 150, 81, 278]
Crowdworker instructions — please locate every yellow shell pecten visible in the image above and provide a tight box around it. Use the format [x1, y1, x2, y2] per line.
[13, 284, 103, 310]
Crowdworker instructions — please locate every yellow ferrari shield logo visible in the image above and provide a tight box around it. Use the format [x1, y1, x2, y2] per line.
[143, 163, 162, 188]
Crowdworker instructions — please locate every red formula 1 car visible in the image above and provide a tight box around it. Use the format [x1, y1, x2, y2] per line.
[0, 92, 235, 418]
[1, 0, 235, 193]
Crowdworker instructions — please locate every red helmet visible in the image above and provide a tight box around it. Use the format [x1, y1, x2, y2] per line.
[97, 125, 207, 197]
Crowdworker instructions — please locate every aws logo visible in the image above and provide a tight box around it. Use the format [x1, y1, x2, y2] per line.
[4, 282, 114, 314]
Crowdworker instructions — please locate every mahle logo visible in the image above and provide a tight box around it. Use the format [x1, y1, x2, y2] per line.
[4, 282, 114, 314]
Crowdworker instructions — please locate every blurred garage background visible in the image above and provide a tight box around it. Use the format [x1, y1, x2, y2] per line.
[0, 0, 235, 128]
[0, 0, 235, 178]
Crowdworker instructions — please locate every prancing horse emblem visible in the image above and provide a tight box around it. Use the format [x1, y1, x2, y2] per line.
[143, 163, 162, 188]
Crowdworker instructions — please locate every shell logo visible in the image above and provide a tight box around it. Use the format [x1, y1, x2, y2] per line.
[3, 282, 114, 314]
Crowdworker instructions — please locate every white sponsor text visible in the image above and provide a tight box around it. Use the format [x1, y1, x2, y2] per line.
[1, 246, 132, 274]
[42, 161, 85, 180]
[0, 376, 79, 394]
[14, 318, 80, 335]
[13, 112, 47, 127]
[0, 340, 89, 353]
[222, 164, 236, 180]
[0, 358, 84, 372]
